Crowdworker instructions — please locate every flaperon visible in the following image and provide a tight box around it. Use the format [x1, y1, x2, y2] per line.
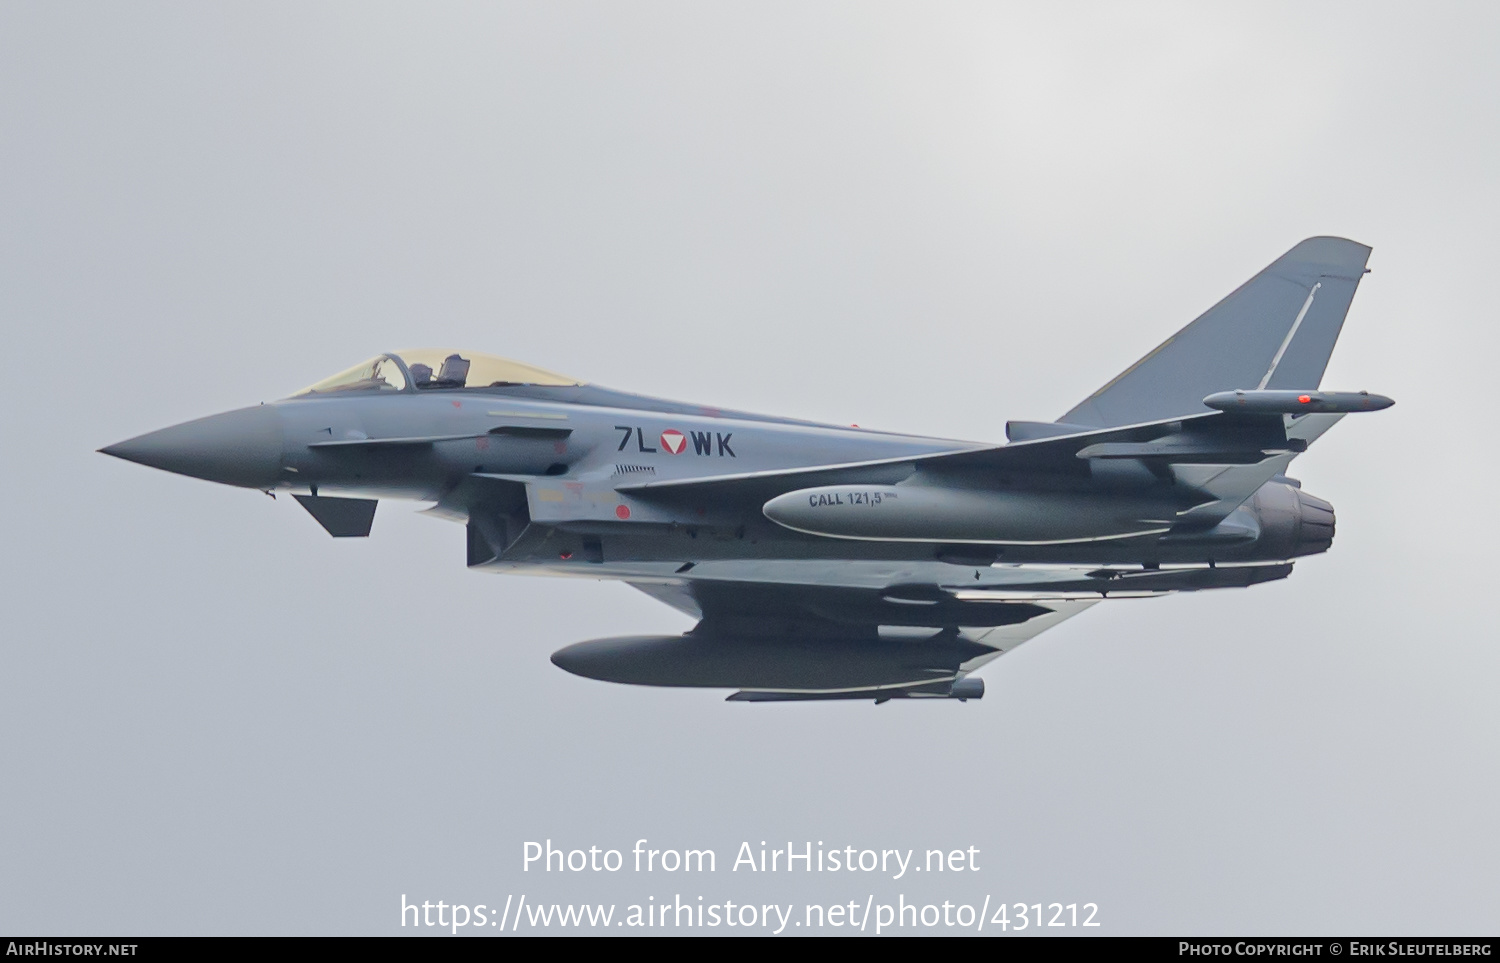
[101, 237, 1390, 703]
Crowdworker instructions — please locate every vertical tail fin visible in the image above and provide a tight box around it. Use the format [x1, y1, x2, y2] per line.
[1061, 237, 1372, 428]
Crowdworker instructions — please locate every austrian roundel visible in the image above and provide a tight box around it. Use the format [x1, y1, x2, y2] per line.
[660, 429, 686, 455]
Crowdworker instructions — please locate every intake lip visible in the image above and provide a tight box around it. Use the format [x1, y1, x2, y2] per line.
[100, 404, 284, 489]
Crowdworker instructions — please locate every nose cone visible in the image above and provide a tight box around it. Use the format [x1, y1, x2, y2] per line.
[101, 405, 284, 488]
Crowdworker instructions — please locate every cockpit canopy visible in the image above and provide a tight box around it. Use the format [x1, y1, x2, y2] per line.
[291, 350, 583, 396]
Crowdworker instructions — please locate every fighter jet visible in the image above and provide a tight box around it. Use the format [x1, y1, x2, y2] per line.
[101, 237, 1390, 703]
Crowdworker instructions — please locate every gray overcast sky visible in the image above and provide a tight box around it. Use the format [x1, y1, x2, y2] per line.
[2, 1, 1496, 935]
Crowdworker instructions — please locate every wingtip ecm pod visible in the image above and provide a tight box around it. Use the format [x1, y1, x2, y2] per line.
[1202, 389, 1394, 415]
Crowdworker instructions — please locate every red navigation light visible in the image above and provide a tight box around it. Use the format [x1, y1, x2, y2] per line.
[1298, 394, 1312, 404]
[559, 551, 573, 560]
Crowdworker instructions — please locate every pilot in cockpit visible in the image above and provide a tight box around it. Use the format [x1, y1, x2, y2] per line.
[291, 350, 580, 398]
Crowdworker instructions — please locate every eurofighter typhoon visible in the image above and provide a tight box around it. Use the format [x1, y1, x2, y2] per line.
[102, 237, 1390, 703]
